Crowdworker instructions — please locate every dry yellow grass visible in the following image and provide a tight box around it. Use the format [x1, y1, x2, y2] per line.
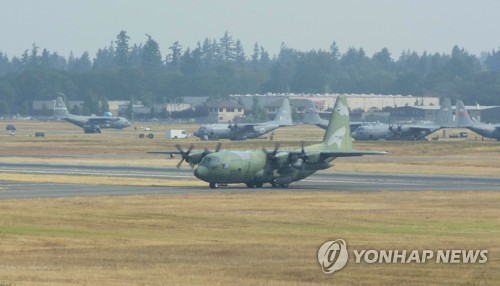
[0, 192, 498, 285]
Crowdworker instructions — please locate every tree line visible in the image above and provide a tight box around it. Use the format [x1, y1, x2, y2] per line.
[0, 30, 500, 115]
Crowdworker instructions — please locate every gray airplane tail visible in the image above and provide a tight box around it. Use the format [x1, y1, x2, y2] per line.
[54, 96, 70, 118]
[456, 100, 474, 127]
[302, 100, 323, 124]
[273, 98, 293, 126]
[435, 98, 455, 127]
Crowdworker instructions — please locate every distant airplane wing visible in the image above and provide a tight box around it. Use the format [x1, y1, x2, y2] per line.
[350, 122, 364, 131]
[87, 117, 120, 124]
[406, 125, 441, 134]
[147, 151, 181, 154]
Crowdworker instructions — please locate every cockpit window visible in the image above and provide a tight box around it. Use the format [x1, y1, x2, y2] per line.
[200, 156, 220, 166]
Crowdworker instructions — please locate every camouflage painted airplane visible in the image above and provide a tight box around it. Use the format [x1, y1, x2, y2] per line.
[150, 95, 386, 189]
[193, 98, 293, 140]
[456, 100, 500, 141]
[351, 98, 455, 141]
[54, 96, 131, 133]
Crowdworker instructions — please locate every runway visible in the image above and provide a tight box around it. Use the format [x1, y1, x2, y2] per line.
[0, 162, 499, 199]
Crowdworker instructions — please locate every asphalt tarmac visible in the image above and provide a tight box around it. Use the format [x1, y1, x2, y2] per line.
[0, 162, 499, 199]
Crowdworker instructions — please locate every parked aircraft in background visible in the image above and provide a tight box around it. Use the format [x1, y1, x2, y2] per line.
[303, 99, 364, 131]
[54, 96, 131, 133]
[150, 95, 386, 189]
[351, 98, 455, 141]
[193, 98, 293, 140]
[456, 100, 500, 141]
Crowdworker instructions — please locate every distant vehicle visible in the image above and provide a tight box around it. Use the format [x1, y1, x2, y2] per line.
[54, 96, 131, 133]
[6, 124, 16, 136]
[456, 100, 500, 141]
[149, 95, 386, 189]
[193, 98, 293, 141]
[167, 129, 190, 139]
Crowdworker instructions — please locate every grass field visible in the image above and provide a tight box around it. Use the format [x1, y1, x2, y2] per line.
[0, 119, 499, 285]
[0, 192, 498, 285]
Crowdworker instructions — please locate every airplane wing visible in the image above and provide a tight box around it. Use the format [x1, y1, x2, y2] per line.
[87, 117, 120, 124]
[350, 122, 364, 131]
[286, 150, 387, 160]
[406, 125, 441, 135]
[148, 144, 221, 168]
[147, 151, 182, 155]
[267, 149, 386, 171]
[231, 123, 261, 130]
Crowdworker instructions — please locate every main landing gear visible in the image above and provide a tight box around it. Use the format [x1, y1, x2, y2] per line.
[208, 182, 289, 189]
[271, 182, 289, 188]
[245, 182, 263, 188]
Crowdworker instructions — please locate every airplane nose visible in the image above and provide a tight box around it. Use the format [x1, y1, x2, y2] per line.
[194, 166, 209, 181]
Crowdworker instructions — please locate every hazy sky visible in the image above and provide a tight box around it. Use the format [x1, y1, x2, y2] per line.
[1, 0, 500, 59]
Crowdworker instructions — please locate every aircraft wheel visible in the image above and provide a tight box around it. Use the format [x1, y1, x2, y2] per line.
[279, 183, 289, 188]
[245, 183, 255, 188]
[255, 182, 263, 188]
[271, 181, 278, 188]
[209, 182, 219, 189]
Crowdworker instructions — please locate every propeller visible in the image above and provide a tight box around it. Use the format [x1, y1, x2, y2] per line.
[263, 143, 280, 161]
[202, 142, 222, 157]
[228, 123, 238, 130]
[389, 124, 403, 135]
[293, 141, 308, 170]
[176, 144, 194, 168]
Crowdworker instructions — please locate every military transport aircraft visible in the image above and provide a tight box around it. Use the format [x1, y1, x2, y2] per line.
[54, 96, 131, 133]
[456, 100, 500, 141]
[351, 98, 455, 141]
[193, 98, 293, 140]
[150, 95, 386, 189]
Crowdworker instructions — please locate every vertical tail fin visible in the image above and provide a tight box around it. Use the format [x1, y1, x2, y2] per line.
[435, 98, 455, 127]
[456, 100, 473, 127]
[321, 95, 352, 151]
[54, 96, 70, 118]
[303, 100, 323, 124]
[273, 98, 293, 126]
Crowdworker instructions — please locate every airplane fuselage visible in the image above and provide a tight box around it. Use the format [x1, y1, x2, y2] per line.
[468, 123, 500, 140]
[64, 115, 131, 133]
[193, 145, 333, 187]
[194, 124, 280, 140]
[352, 123, 438, 141]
